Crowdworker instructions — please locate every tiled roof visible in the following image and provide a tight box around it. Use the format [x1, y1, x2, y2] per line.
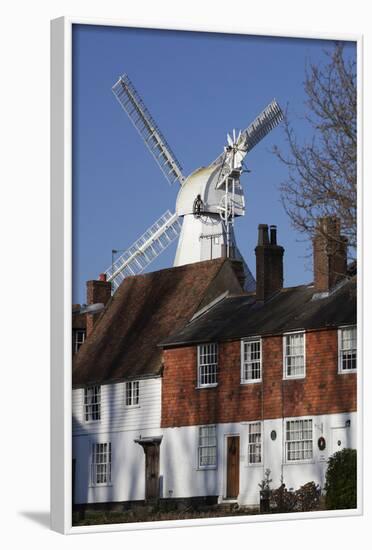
[160, 276, 357, 347]
[72, 258, 244, 387]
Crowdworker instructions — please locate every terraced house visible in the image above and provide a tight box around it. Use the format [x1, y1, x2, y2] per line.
[72, 217, 357, 509]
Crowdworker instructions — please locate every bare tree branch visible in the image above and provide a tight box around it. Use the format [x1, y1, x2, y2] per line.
[273, 43, 357, 255]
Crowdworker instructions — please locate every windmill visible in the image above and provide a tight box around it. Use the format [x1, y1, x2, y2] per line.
[105, 74, 283, 293]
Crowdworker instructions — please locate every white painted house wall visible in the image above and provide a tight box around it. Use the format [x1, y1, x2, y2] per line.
[160, 412, 356, 506]
[73, 372, 356, 507]
[72, 377, 162, 504]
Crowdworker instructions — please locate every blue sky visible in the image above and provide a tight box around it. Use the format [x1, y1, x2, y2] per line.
[72, 25, 356, 304]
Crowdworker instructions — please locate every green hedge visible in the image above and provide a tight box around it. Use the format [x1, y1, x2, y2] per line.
[325, 448, 357, 510]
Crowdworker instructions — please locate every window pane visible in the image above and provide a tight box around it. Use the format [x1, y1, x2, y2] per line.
[92, 442, 111, 484]
[285, 334, 305, 377]
[248, 422, 262, 464]
[73, 329, 86, 353]
[242, 340, 261, 382]
[285, 420, 313, 461]
[198, 425, 216, 467]
[126, 382, 132, 406]
[198, 344, 218, 386]
[340, 327, 357, 371]
[134, 381, 139, 405]
[84, 385, 101, 421]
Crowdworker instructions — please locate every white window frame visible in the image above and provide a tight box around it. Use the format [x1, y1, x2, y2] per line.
[197, 343, 218, 388]
[197, 425, 217, 469]
[241, 337, 262, 383]
[338, 325, 357, 373]
[90, 442, 112, 486]
[84, 385, 101, 422]
[283, 331, 306, 379]
[285, 418, 313, 463]
[248, 421, 262, 465]
[125, 380, 140, 407]
[73, 329, 86, 354]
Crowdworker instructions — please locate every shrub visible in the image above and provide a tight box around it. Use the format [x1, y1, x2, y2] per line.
[271, 481, 320, 513]
[325, 448, 357, 510]
[271, 484, 296, 513]
[295, 481, 321, 512]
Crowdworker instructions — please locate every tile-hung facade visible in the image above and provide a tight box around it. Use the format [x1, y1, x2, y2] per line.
[72, 217, 357, 508]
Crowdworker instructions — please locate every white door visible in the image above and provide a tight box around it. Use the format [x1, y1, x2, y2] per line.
[331, 427, 351, 455]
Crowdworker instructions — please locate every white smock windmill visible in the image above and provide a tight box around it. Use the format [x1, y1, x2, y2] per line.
[105, 74, 283, 293]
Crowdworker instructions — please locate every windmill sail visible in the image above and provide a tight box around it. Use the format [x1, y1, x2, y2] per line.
[238, 99, 284, 153]
[212, 99, 283, 167]
[112, 74, 185, 186]
[105, 210, 182, 293]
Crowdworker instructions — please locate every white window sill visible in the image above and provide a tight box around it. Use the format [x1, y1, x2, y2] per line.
[283, 375, 306, 380]
[241, 379, 262, 385]
[196, 383, 218, 389]
[284, 459, 315, 465]
[89, 483, 113, 488]
[84, 419, 101, 424]
[125, 404, 141, 409]
[196, 465, 217, 471]
[338, 369, 357, 375]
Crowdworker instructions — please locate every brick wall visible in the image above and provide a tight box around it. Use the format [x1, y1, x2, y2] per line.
[161, 329, 356, 428]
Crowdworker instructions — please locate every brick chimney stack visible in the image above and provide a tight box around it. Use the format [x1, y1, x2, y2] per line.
[86, 274, 112, 336]
[255, 224, 284, 302]
[313, 217, 348, 292]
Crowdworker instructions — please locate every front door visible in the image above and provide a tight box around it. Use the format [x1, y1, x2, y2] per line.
[226, 436, 240, 499]
[331, 426, 351, 455]
[145, 444, 160, 501]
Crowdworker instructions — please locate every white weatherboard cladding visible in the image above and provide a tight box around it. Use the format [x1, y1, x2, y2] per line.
[174, 215, 227, 266]
[72, 377, 161, 435]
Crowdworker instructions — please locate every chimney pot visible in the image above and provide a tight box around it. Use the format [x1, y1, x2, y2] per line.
[257, 224, 269, 246]
[270, 225, 277, 245]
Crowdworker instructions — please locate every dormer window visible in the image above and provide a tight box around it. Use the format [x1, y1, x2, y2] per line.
[72, 329, 86, 354]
